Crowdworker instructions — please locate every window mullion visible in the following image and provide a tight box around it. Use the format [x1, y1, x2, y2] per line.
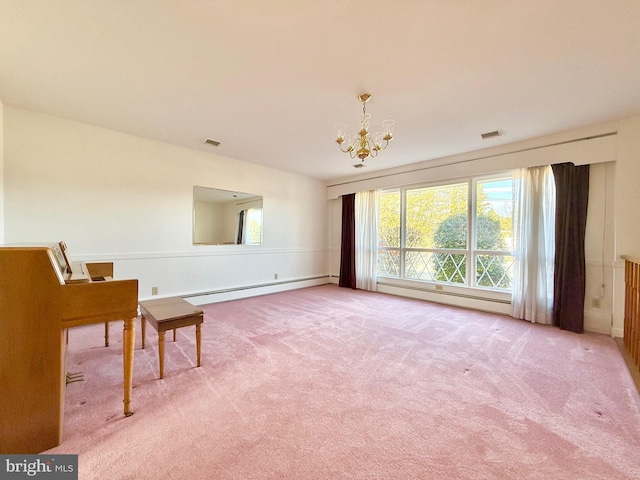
[468, 179, 475, 287]
[400, 187, 407, 279]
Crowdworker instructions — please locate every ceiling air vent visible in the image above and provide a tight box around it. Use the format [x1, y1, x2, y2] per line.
[480, 130, 502, 140]
[204, 139, 220, 147]
[353, 163, 366, 169]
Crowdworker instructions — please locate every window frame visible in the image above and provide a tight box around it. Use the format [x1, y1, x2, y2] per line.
[377, 171, 515, 299]
[242, 207, 263, 245]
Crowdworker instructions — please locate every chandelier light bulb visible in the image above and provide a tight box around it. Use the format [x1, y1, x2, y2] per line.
[373, 132, 384, 150]
[382, 119, 395, 134]
[335, 123, 347, 144]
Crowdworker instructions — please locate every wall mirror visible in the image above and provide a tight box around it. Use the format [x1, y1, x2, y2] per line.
[193, 186, 263, 245]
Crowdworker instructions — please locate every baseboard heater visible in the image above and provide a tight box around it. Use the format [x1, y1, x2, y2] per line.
[328, 276, 510, 305]
[181, 275, 330, 300]
[376, 281, 511, 304]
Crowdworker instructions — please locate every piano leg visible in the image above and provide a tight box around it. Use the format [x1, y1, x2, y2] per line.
[123, 316, 135, 416]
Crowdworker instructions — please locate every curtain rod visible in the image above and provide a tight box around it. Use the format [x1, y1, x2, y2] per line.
[327, 131, 617, 188]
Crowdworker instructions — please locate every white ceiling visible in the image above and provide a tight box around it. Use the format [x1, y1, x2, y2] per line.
[1, 1, 639, 181]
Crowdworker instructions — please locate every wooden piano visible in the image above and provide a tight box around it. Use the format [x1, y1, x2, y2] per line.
[0, 244, 138, 454]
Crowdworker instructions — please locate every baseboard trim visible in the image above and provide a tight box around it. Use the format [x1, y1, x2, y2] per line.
[611, 327, 624, 338]
[178, 275, 331, 305]
[584, 311, 614, 335]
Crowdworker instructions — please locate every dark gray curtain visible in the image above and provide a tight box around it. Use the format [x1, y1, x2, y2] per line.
[339, 193, 356, 289]
[236, 210, 245, 245]
[551, 162, 590, 333]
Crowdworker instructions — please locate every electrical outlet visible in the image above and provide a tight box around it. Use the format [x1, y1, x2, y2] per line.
[274, 273, 278, 280]
[152, 286, 158, 295]
[591, 298, 601, 308]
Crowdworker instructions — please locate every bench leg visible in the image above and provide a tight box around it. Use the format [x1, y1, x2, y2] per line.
[141, 315, 146, 349]
[123, 316, 135, 417]
[105, 321, 109, 347]
[196, 323, 201, 367]
[158, 331, 166, 379]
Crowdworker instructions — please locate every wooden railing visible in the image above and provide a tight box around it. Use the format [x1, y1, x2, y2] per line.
[623, 256, 640, 372]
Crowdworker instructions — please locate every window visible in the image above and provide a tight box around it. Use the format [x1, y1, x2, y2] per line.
[378, 190, 401, 276]
[243, 207, 263, 245]
[377, 174, 515, 291]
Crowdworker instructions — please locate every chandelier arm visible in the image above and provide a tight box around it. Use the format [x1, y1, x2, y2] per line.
[337, 143, 353, 154]
[366, 136, 375, 154]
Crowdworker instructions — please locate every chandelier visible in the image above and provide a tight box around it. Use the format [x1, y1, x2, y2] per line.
[335, 93, 394, 163]
[336, 93, 396, 163]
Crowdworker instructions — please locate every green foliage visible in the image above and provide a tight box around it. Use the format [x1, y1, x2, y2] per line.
[405, 184, 468, 248]
[377, 179, 513, 287]
[476, 255, 512, 289]
[247, 220, 262, 244]
[378, 191, 401, 276]
[433, 213, 507, 250]
[433, 213, 467, 249]
[378, 191, 400, 247]
[432, 213, 508, 285]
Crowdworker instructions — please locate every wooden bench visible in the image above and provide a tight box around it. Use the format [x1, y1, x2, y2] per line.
[139, 297, 204, 379]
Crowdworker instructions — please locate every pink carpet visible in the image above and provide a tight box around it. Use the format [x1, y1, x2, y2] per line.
[47, 285, 640, 479]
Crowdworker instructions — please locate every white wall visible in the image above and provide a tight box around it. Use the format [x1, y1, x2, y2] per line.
[193, 201, 223, 244]
[0, 99, 4, 244]
[4, 104, 640, 335]
[612, 115, 640, 337]
[3, 106, 329, 302]
[584, 162, 616, 334]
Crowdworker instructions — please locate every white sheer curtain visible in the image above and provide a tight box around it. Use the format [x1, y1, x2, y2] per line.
[355, 190, 379, 291]
[510, 165, 556, 324]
